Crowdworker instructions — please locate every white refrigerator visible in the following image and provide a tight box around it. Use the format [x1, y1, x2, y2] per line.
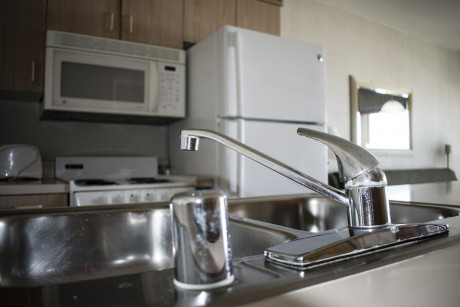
[169, 25, 327, 197]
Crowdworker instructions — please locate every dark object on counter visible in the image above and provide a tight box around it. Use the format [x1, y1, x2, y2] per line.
[74, 179, 118, 186]
[128, 177, 170, 184]
[329, 168, 457, 189]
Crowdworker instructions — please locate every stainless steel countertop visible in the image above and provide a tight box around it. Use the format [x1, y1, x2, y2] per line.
[242, 240, 460, 307]
[1, 182, 459, 306]
[387, 181, 460, 206]
[243, 182, 460, 307]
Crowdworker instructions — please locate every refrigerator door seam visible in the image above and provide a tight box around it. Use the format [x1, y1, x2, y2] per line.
[218, 116, 324, 126]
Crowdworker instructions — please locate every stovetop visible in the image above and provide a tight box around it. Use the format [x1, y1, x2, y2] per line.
[74, 179, 119, 186]
[56, 156, 197, 194]
[55, 156, 161, 183]
[74, 178, 171, 187]
[69, 175, 197, 193]
[128, 177, 170, 184]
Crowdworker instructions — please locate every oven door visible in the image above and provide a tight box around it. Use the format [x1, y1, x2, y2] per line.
[44, 48, 157, 115]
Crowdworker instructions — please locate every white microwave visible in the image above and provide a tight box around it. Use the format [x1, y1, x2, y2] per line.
[43, 30, 186, 124]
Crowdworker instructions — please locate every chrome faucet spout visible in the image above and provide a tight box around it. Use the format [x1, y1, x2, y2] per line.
[180, 128, 391, 230]
[181, 129, 349, 206]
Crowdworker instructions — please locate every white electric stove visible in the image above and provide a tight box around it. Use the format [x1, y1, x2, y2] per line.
[55, 156, 196, 206]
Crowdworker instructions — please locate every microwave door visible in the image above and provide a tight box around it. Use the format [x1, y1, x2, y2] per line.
[50, 49, 151, 113]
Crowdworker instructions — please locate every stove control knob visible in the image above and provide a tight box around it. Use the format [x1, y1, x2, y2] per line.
[129, 192, 140, 203]
[143, 192, 152, 202]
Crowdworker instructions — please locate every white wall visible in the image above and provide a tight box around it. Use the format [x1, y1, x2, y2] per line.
[281, 0, 460, 175]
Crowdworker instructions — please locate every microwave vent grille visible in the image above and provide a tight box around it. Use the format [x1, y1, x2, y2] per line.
[48, 30, 185, 64]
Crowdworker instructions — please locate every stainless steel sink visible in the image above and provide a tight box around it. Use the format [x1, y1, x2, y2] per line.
[0, 203, 300, 287]
[1, 196, 459, 307]
[228, 194, 460, 232]
[2, 195, 458, 289]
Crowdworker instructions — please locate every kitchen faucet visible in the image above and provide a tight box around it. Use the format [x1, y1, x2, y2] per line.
[180, 128, 391, 231]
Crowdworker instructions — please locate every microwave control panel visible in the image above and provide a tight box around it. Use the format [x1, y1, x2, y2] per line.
[157, 63, 185, 117]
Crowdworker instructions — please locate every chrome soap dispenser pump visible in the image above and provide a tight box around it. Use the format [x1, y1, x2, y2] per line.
[170, 190, 234, 290]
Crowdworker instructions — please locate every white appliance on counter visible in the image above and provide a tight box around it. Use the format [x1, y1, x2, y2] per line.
[55, 156, 196, 206]
[43, 30, 186, 124]
[0, 145, 43, 180]
[169, 25, 327, 197]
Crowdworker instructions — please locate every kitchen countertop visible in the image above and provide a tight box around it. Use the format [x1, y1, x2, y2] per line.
[0, 179, 68, 195]
[242, 240, 460, 307]
[1, 197, 458, 307]
[0, 182, 459, 306]
[387, 181, 460, 206]
[242, 181, 460, 307]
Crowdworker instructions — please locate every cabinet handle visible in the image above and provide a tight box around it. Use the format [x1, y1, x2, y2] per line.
[123, 14, 134, 34]
[31, 61, 35, 82]
[106, 12, 115, 32]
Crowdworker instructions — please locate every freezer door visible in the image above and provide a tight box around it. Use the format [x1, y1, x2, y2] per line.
[220, 26, 326, 123]
[219, 120, 327, 197]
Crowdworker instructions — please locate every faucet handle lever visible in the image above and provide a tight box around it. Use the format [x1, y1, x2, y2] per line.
[298, 128, 390, 229]
[297, 128, 381, 183]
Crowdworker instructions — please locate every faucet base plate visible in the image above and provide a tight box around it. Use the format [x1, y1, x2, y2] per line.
[264, 224, 449, 269]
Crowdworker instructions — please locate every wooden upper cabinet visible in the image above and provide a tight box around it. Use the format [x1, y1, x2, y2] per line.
[46, 0, 280, 49]
[184, 0, 236, 44]
[0, 0, 46, 99]
[47, 0, 183, 49]
[184, 0, 280, 45]
[121, 0, 183, 49]
[0, 0, 279, 99]
[236, 0, 280, 36]
[47, 0, 121, 39]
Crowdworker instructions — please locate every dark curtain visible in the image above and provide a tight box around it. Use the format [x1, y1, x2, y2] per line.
[358, 88, 408, 114]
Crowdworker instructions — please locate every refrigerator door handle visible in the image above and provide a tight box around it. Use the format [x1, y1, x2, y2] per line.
[228, 149, 239, 195]
[234, 31, 244, 117]
[221, 119, 242, 196]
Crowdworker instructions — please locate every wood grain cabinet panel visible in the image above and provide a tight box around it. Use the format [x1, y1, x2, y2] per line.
[0, 0, 46, 98]
[121, 0, 183, 49]
[184, 0, 236, 44]
[184, 0, 280, 45]
[47, 0, 183, 49]
[47, 0, 120, 39]
[236, 0, 280, 36]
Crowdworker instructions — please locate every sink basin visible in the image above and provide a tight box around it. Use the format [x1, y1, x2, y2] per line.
[1, 196, 458, 307]
[0, 203, 299, 287]
[2, 195, 457, 289]
[228, 195, 460, 232]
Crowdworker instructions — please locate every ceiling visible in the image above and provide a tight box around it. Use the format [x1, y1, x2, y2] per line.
[315, 0, 460, 53]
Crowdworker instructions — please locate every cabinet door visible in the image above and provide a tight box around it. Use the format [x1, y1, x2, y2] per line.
[0, 0, 46, 97]
[236, 0, 280, 35]
[184, 0, 236, 44]
[47, 0, 120, 39]
[121, 0, 183, 49]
